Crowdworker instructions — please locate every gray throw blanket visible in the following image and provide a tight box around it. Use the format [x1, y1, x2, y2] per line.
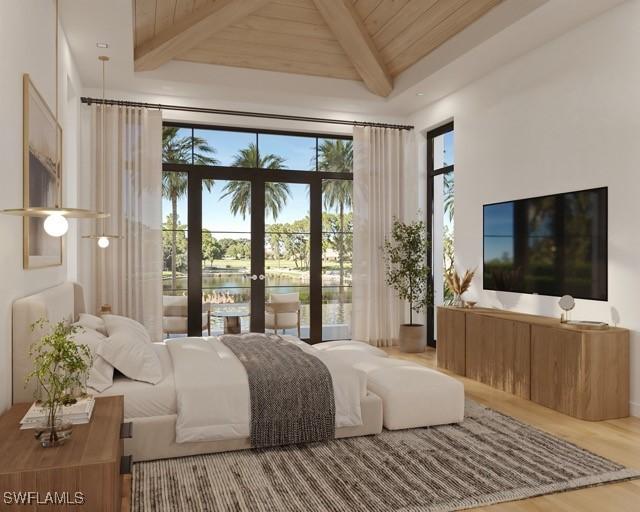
[220, 334, 336, 449]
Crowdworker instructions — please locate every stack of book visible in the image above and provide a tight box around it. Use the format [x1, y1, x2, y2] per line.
[20, 396, 95, 429]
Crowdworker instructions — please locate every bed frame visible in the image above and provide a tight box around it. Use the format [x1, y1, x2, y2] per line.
[12, 282, 383, 462]
[12, 281, 86, 404]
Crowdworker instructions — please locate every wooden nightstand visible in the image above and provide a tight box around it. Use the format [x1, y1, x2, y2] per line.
[0, 396, 131, 511]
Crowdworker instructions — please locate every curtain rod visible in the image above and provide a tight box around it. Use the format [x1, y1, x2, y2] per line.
[80, 97, 414, 131]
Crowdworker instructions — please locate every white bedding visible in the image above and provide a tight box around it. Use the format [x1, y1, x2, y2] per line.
[96, 343, 177, 418]
[166, 336, 366, 444]
[95, 337, 374, 444]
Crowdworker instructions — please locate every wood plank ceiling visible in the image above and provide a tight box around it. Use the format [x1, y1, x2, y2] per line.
[133, 0, 502, 97]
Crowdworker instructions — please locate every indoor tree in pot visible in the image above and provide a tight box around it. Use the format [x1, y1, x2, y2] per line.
[27, 319, 92, 447]
[383, 217, 430, 353]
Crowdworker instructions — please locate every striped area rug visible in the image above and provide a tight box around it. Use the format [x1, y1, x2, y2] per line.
[132, 401, 639, 511]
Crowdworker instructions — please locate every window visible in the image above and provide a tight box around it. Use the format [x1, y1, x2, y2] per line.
[162, 125, 354, 174]
[162, 171, 189, 296]
[162, 128, 195, 164]
[432, 130, 454, 170]
[427, 122, 454, 346]
[322, 179, 353, 340]
[194, 129, 256, 167]
[318, 138, 353, 173]
[258, 133, 316, 171]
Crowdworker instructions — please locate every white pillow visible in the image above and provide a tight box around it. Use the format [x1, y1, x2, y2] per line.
[98, 316, 162, 384]
[86, 355, 115, 392]
[77, 313, 107, 336]
[71, 327, 114, 392]
[102, 315, 151, 343]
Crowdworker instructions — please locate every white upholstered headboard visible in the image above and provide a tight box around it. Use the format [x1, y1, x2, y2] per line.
[12, 282, 86, 404]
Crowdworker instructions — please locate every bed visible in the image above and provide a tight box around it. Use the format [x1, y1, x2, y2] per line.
[12, 282, 383, 462]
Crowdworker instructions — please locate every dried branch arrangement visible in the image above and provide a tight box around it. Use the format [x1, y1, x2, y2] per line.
[445, 268, 476, 296]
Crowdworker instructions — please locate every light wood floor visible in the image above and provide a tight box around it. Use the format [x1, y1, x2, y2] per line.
[385, 346, 640, 511]
[121, 347, 640, 512]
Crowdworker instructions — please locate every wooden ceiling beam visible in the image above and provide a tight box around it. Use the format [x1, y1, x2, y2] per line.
[311, 0, 393, 97]
[135, 0, 271, 72]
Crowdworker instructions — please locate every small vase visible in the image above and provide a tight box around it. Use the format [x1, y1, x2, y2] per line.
[35, 408, 73, 448]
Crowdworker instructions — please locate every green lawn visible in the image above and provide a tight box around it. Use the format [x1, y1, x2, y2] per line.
[164, 258, 352, 281]
[203, 259, 252, 269]
[201, 258, 352, 273]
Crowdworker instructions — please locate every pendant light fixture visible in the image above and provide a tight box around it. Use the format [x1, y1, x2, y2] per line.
[0, 0, 107, 235]
[82, 55, 123, 249]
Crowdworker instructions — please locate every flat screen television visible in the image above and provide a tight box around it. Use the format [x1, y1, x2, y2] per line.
[483, 187, 608, 300]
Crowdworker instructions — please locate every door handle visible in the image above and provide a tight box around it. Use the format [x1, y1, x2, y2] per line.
[249, 274, 258, 280]
[258, 274, 265, 280]
[245, 274, 264, 281]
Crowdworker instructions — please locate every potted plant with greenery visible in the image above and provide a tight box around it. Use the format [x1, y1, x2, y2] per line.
[27, 319, 92, 447]
[383, 218, 430, 353]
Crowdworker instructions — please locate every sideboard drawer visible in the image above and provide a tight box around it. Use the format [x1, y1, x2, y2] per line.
[466, 314, 530, 399]
[531, 325, 629, 420]
[436, 308, 466, 375]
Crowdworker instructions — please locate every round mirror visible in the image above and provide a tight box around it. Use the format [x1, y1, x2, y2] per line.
[558, 295, 575, 312]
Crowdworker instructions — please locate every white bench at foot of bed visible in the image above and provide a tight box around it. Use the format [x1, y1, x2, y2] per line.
[312, 340, 465, 430]
[368, 361, 464, 430]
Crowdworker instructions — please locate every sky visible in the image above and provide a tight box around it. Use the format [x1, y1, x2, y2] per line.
[443, 131, 455, 167]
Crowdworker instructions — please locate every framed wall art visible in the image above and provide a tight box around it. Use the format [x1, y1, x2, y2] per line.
[23, 74, 63, 269]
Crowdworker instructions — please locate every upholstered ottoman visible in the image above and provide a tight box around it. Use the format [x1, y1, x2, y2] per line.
[363, 359, 465, 430]
[313, 339, 389, 357]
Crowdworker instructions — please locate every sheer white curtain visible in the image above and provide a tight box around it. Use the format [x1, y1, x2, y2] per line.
[87, 105, 163, 341]
[352, 126, 413, 347]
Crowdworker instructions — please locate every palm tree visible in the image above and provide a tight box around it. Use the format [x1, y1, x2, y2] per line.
[162, 127, 218, 291]
[443, 172, 454, 222]
[220, 143, 291, 220]
[319, 140, 353, 291]
[163, 127, 217, 165]
[267, 224, 285, 267]
[442, 173, 454, 303]
[317, 139, 352, 173]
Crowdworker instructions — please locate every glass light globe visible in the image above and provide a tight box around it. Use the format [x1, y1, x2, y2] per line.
[97, 236, 110, 249]
[43, 214, 69, 237]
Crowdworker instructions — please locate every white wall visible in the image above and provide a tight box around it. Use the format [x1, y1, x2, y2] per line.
[0, 0, 84, 413]
[409, 0, 640, 415]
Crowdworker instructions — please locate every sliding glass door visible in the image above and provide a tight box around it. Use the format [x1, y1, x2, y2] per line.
[162, 124, 353, 343]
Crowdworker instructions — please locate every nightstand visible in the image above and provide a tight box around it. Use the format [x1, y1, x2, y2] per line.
[0, 396, 131, 511]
